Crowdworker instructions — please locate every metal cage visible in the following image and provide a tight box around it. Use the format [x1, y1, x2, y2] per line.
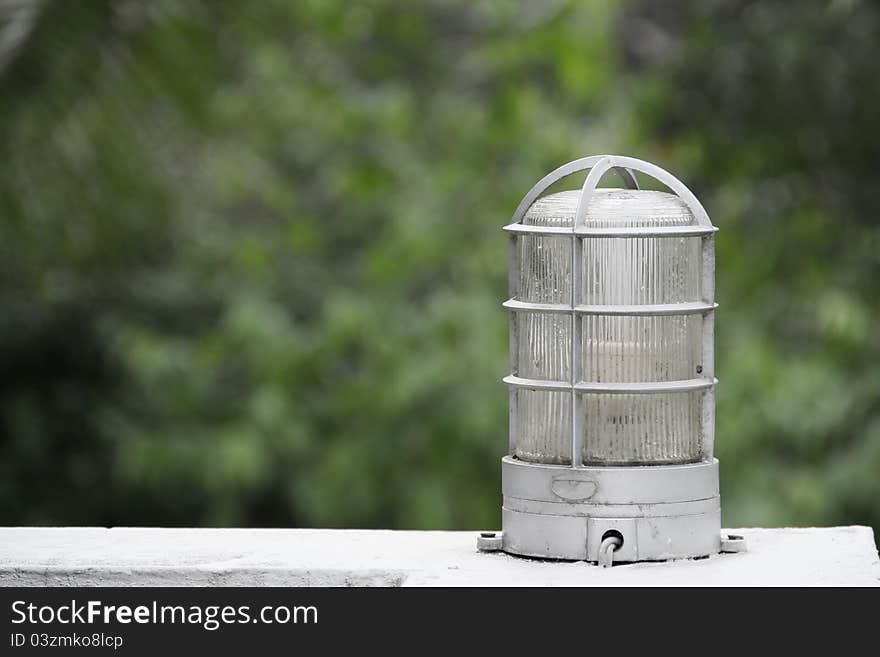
[479, 155, 744, 565]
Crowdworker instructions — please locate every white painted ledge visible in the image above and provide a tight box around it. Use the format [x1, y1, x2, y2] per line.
[0, 527, 877, 587]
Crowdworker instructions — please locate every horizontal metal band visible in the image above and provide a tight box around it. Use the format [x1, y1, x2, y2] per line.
[575, 378, 716, 394]
[504, 299, 718, 316]
[502, 375, 570, 391]
[503, 495, 719, 518]
[502, 224, 574, 236]
[502, 456, 719, 506]
[502, 223, 719, 238]
[503, 375, 717, 394]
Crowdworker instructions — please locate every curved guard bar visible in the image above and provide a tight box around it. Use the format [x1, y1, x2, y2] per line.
[575, 157, 616, 230]
[510, 154, 712, 228]
[510, 156, 638, 225]
[592, 155, 711, 228]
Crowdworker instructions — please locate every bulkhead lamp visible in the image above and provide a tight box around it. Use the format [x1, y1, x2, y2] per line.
[477, 155, 746, 566]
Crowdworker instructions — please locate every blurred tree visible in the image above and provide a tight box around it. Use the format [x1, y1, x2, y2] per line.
[0, 0, 877, 538]
[0, 0, 621, 528]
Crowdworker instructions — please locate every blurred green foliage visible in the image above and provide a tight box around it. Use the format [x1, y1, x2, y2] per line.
[1, 0, 877, 535]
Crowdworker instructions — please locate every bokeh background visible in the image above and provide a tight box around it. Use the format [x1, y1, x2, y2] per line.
[2, 0, 878, 539]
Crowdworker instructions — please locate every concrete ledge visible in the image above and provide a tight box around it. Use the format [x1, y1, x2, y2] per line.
[0, 527, 877, 587]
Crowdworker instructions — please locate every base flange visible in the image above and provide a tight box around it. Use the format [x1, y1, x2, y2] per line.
[496, 456, 722, 562]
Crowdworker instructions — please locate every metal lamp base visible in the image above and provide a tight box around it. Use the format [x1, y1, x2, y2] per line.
[482, 456, 732, 563]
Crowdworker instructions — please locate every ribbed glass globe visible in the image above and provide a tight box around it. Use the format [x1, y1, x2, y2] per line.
[514, 188, 704, 465]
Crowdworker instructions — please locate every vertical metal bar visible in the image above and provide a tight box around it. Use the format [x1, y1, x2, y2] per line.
[571, 158, 613, 468]
[571, 233, 583, 467]
[508, 233, 520, 457]
[700, 234, 716, 460]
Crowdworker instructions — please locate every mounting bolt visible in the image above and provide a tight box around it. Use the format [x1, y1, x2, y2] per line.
[477, 531, 504, 552]
[720, 533, 747, 553]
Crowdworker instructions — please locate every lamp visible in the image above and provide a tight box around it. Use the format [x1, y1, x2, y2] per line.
[477, 155, 745, 566]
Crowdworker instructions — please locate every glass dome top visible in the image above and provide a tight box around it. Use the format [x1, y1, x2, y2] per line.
[523, 189, 696, 228]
